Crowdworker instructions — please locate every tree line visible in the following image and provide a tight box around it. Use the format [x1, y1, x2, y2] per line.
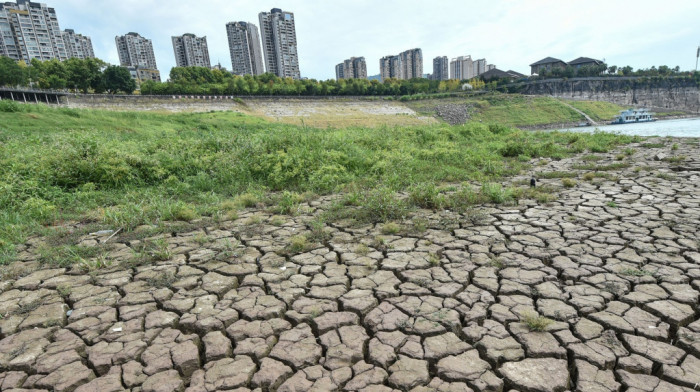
[1, 55, 697, 96]
[0, 56, 136, 93]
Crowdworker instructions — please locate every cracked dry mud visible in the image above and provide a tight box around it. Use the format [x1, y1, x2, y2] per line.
[1, 138, 699, 392]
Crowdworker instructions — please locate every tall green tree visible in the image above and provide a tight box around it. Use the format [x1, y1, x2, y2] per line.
[103, 65, 136, 94]
[0, 56, 27, 86]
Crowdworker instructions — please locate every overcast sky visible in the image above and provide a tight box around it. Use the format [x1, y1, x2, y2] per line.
[56, 0, 700, 80]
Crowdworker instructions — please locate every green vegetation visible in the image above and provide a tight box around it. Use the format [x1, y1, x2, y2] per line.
[521, 312, 554, 332]
[468, 95, 582, 127]
[565, 100, 625, 122]
[0, 104, 637, 263]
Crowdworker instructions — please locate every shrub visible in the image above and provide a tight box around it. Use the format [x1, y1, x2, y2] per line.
[522, 312, 554, 332]
[0, 100, 23, 113]
[481, 183, 514, 204]
[561, 178, 577, 188]
[408, 183, 445, 209]
[381, 222, 401, 235]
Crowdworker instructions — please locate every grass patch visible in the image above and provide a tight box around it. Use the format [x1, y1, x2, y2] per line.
[538, 171, 578, 179]
[561, 178, 577, 188]
[571, 163, 631, 171]
[619, 268, 653, 277]
[521, 312, 554, 332]
[565, 100, 625, 122]
[0, 104, 636, 261]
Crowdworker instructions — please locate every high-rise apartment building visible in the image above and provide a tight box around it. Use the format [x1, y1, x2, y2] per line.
[380, 55, 403, 80]
[473, 58, 487, 76]
[0, 0, 70, 62]
[258, 8, 300, 79]
[400, 48, 422, 80]
[450, 55, 474, 80]
[172, 33, 210, 68]
[226, 21, 264, 76]
[380, 49, 422, 81]
[432, 56, 449, 81]
[61, 29, 94, 60]
[115, 32, 160, 82]
[335, 63, 344, 80]
[335, 56, 367, 80]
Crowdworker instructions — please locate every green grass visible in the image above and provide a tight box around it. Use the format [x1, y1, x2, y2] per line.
[0, 103, 638, 263]
[469, 95, 583, 127]
[565, 100, 625, 122]
[521, 312, 554, 332]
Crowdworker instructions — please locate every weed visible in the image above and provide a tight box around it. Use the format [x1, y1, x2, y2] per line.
[56, 285, 72, 298]
[619, 268, 653, 277]
[521, 312, 554, 332]
[623, 148, 635, 156]
[245, 216, 262, 225]
[146, 272, 177, 288]
[268, 191, 303, 215]
[428, 253, 440, 266]
[538, 171, 578, 179]
[571, 163, 630, 171]
[381, 223, 401, 235]
[606, 201, 618, 208]
[270, 217, 285, 226]
[408, 183, 446, 209]
[583, 172, 595, 181]
[410, 218, 428, 233]
[641, 143, 665, 148]
[481, 183, 514, 204]
[580, 155, 604, 162]
[193, 233, 210, 245]
[235, 192, 261, 208]
[656, 173, 674, 181]
[371, 236, 387, 251]
[307, 218, 331, 243]
[664, 155, 686, 163]
[12, 300, 42, 316]
[356, 244, 370, 256]
[288, 235, 309, 254]
[309, 307, 322, 319]
[489, 257, 504, 269]
[561, 178, 577, 188]
[78, 254, 112, 272]
[615, 154, 626, 161]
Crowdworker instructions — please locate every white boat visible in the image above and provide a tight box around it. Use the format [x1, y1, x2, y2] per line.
[611, 108, 657, 124]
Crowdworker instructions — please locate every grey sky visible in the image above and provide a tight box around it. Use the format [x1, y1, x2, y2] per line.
[56, 0, 700, 80]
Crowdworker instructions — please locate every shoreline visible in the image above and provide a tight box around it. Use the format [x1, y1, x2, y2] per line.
[522, 113, 700, 132]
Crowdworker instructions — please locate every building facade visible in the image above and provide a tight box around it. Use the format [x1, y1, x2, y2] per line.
[473, 58, 487, 76]
[400, 48, 422, 80]
[115, 32, 160, 82]
[380, 49, 422, 81]
[226, 21, 264, 76]
[61, 28, 94, 60]
[450, 55, 474, 80]
[258, 8, 300, 79]
[432, 56, 449, 81]
[335, 56, 367, 80]
[0, 0, 68, 62]
[172, 33, 210, 68]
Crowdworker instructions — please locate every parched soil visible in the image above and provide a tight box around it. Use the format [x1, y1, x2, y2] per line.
[1, 139, 699, 392]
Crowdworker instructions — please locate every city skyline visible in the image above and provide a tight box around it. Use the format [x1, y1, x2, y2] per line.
[4, 0, 700, 80]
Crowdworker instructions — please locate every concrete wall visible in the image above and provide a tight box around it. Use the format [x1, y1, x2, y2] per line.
[515, 77, 700, 114]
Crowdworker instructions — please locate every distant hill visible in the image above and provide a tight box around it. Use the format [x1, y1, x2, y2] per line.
[368, 74, 381, 81]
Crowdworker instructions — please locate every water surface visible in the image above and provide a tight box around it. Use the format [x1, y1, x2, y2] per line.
[553, 117, 700, 138]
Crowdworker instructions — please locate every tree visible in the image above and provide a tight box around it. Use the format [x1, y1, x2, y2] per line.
[103, 65, 136, 94]
[607, 65, 618, 75]
[0, 56, 27, 86]
[620, 66, 633, 76]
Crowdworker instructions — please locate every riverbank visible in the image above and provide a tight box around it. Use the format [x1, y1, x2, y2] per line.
[0, 129, 698, 391]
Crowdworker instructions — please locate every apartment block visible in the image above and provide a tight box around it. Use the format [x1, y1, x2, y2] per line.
[432, 56, 449, 81]
[258, 8, 300, 79]
[380, 55, 401, 80]
[0, 0, 68, 62]
[61, 28, 94, 60]
[172, 33, 210, 68]
[400, 48, 422, 79]
[473, 58, 487, 76]
[335, 63, 344, 80]
[226, 21, 264, 76]
[380, 49, 422, 81]
[115, 32, 160, 82]
[336, 56, 367, 80]
[450, 55, 474, 80]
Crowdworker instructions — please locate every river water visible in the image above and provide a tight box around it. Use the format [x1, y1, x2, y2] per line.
[553, 117, 700, 138]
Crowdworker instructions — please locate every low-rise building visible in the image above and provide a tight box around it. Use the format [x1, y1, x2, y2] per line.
[567, 57, 603, 70]
[529, 57, 567, 75]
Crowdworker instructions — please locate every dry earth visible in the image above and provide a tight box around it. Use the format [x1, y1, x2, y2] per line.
[0, 139, 699, 392]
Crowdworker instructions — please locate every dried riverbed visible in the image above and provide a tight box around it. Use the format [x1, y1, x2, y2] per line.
[0, 138, 699, 392]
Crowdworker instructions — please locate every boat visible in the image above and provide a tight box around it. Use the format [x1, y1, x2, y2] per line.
[610, 108, 657, 124]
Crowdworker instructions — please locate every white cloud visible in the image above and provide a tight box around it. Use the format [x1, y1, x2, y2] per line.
[55, 0, 700, 80]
